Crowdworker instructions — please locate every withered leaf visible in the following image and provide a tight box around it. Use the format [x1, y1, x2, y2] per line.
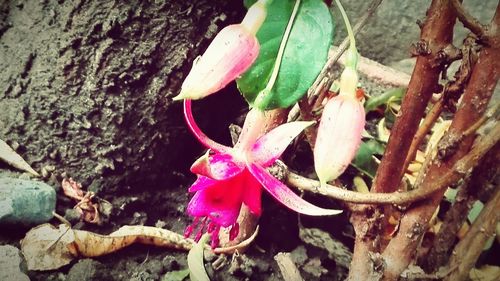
[21, 224, 194, 271]
[0, 139, 39, 176]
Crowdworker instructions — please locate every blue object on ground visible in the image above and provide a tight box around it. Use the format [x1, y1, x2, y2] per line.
[0, 178, 56, 225]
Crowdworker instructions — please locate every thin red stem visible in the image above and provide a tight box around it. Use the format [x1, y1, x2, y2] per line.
[183, 99, 232, 153]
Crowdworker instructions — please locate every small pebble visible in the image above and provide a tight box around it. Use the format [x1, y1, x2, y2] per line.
[67, 259, 108, 281]
[0, 245, 29, 281]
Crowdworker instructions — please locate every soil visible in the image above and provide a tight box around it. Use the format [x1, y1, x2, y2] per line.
[1, 0, 497, 281]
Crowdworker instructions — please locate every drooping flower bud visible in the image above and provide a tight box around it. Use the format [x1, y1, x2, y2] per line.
[173, 0, 269, 101]
[314, 94, 365, 185]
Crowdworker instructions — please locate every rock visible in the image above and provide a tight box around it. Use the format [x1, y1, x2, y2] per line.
[389, 58, 416, 75]
[130, 271, 155, 281]
[290, 245, 308, 266]
[143, 259, 164, 280]
[0, 245, 30, 281]
[66, 259, 108, 281]
[63, 208, 82, 225]
[0, 177, 55, 225]
[162, 255, 179, 272]
[334, 0, 498, 64]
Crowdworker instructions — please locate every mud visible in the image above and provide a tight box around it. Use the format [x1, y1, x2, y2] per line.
[1, 0, 497, 280]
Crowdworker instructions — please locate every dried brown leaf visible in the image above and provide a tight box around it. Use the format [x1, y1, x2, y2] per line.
[21, 224, 76, 271]
[21, 224, 194, 271]
[75, 225, 194, 257]
[61, 178, 102, 224]
[61, 178, 84, 200]
[0, 139, 39, 176]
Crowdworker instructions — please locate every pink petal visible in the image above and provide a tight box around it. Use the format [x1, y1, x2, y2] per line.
[188, 176, 217, 192]
[208, 154, 244, 179]
[250, 121, 315, 166]
[233, 108, 267, 153]
[191, 152, 244, 180]
[184, 100, 232, 153]
[189, 151, 212, 179]
[187, 175, 246, 227]
[174, 25, 259, 100]
[240, 170, 263, 216]
[187, 187, 241, 227]
[247, 163, 343, 216]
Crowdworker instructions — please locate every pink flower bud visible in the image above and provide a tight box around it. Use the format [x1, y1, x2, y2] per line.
[314, 94, 365, 185]
[173, 0, 270, 101]
[173, 25, 259, 100]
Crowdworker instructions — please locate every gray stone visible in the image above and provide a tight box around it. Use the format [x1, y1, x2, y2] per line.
[334, 0, 497, 64]
[0, 245, 30, 281]
[63, 208, 82, 225]
[66, 259, 107, 281]
[0, 178, 55, 225]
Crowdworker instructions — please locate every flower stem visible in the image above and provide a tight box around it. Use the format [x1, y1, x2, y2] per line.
[306, 0, 382, 105]
[234, 108, 266, 154]
[254, 0, 301, 109]
[335, 0, 359, 98]
[334, 0, 356, 52]
[183, 100, 232, 153]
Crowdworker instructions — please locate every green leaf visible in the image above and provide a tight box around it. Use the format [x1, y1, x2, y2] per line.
[466, 201, 494, 251]
[237, 0, 334, 110]
[384, 107, 397, 128]
[365, 88, 406, 112]
[187, 234, 210, 281]
[351, 140, 386, 178]
[444, 188, 458, 203]
[162, 269, 190, 281]
[467, 200, 484, 223]
[483, 236, 494, 251]
[244, 0, 257, 8]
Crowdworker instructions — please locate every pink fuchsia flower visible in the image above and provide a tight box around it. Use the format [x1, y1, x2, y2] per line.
[314, 94, 365, 186]
[314, 45, 365, 186]
[183, 100, 342, 247]
[173, 1, 269, 101]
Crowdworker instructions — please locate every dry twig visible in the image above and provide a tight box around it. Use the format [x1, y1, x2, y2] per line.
[332, 45, 411, 88]
[444, 187, 500, 281]
[451, 0, 487, 42]
[422, 143, 499, 272]
[287, 120, 500, 206]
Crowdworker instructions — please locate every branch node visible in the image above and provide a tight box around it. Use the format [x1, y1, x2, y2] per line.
[436, 44, 462, 68]
[406, 222, 425, 240]
[416, 18, 425, 29]
[369, 252, 386, 276]
[410, 40, 431, 57]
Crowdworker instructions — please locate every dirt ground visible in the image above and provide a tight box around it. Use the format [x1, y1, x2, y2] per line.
[1, 0, 498, 280]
